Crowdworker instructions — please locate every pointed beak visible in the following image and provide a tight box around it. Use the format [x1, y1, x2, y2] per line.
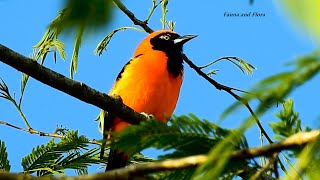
[173, 35, 198, 45]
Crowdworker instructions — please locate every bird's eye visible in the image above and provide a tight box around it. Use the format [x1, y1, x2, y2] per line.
[159, 34, 171, 40]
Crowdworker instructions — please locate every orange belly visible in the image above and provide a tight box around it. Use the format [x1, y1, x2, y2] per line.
[109, 51, 183, 131]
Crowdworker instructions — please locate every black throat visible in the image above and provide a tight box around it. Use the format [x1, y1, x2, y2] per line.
[162, 48, 183, 78]
[150, 35, 184, 78]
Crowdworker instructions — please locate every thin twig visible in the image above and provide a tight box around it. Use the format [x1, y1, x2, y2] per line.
[199, 56, 241, 69]
[0, 78, 31, 129]
[160, 0, 168, 29]
[144, 0, 163, 23]
[182, 54, 273, 144]
[0, 120, 100, 145]
[113, 0, 154, 33]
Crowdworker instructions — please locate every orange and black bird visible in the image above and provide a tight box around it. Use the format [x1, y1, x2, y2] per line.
[99, 30, 196, 171]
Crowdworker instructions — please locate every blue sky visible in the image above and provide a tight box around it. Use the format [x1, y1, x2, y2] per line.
[0, 0, 318, 174]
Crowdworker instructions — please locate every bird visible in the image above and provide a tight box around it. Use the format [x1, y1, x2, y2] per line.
[99, 30, 197, 171]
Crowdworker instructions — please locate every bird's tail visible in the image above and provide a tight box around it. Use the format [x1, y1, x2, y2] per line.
[98, 110, 128, 171]
[99, 110, 110, 160]
[106, 148, 128, 171]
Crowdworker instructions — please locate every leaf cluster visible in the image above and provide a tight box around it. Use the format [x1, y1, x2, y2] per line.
[21, 131, 102, 176]
[0, 140, 11, 172]
[109, 114, 254, 179]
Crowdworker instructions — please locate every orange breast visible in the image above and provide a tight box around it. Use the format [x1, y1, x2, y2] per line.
[109, 50, 183, 131]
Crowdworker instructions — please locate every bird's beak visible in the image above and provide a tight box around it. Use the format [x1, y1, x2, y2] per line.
[173, 35, 198, 45]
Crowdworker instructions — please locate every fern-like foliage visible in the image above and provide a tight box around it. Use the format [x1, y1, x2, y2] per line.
[128, 153, 155, 165]
[270, 99, 311, 158]
[159, 169, 196, 180]
[0, 140, 11, 172]
[109, 114, 254, 179]
[270, 99, 305, 141]
[112, 114, 248, 158]
[21, 130, 103, 176]
[97, 152, 156, 171]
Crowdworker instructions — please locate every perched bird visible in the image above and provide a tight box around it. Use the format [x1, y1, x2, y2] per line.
[100, 30, 197, 171]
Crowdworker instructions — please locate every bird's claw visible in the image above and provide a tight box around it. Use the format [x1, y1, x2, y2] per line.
[110, 94, 123, 103]
[140, 112, 155, 119]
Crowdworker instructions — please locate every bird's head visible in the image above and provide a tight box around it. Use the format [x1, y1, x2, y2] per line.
[134, 30, 197, 56]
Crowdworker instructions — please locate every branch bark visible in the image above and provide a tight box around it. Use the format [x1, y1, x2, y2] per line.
[0, 44, 147, 126]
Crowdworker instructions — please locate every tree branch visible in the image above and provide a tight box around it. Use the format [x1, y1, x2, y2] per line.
[0, 44, 147, 126]
[0, 120, 100, 145]
[231, 130, 319, 159]
[113, 0, 154, 33]
[249, 153, 278, 180]
[0, 130, 318, 179]
[114, 130, 319, 176]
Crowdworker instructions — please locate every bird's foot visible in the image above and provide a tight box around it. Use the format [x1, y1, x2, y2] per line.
[110, 94, 123, 103]
[140, 112, 155, 119]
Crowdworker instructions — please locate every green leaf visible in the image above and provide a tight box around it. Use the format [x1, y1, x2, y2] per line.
[192, 118, 254, 179]
[0, 78, 11, 101]
[200, 56, 256, 76]
[110, 113, 250, 179]
[19, 73, 29, 106]
[206, 69, 219, 76]
[0, 78, 31, 128]
[32, 28, 65, 63]
[70, 25, 84, 79]
[284, 136, 320, 179]
[128, 153, 155, 165]
[22, 130, 102, 176]
[166, 21, 176, 31]
[269, 99, 311, 159]
[160, 0, 169, 29]
[111, 115, 226, 158]
[51, 39, 67, 61]
[280, 0, 320, 42]
[159, 168, 196, 180]
[22, 139, 58, 174]
[108, 114, 251, 178]
[49, 0, 113, 33]
[269, 99, 303, 141]
[94, 26, 144, 56]
[21, 18, 66, 109]
[306, 151, 320, 180]
[56, 148, 102, 175]
[0, 140, 11, 172]
[221, 52, 320, 120]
